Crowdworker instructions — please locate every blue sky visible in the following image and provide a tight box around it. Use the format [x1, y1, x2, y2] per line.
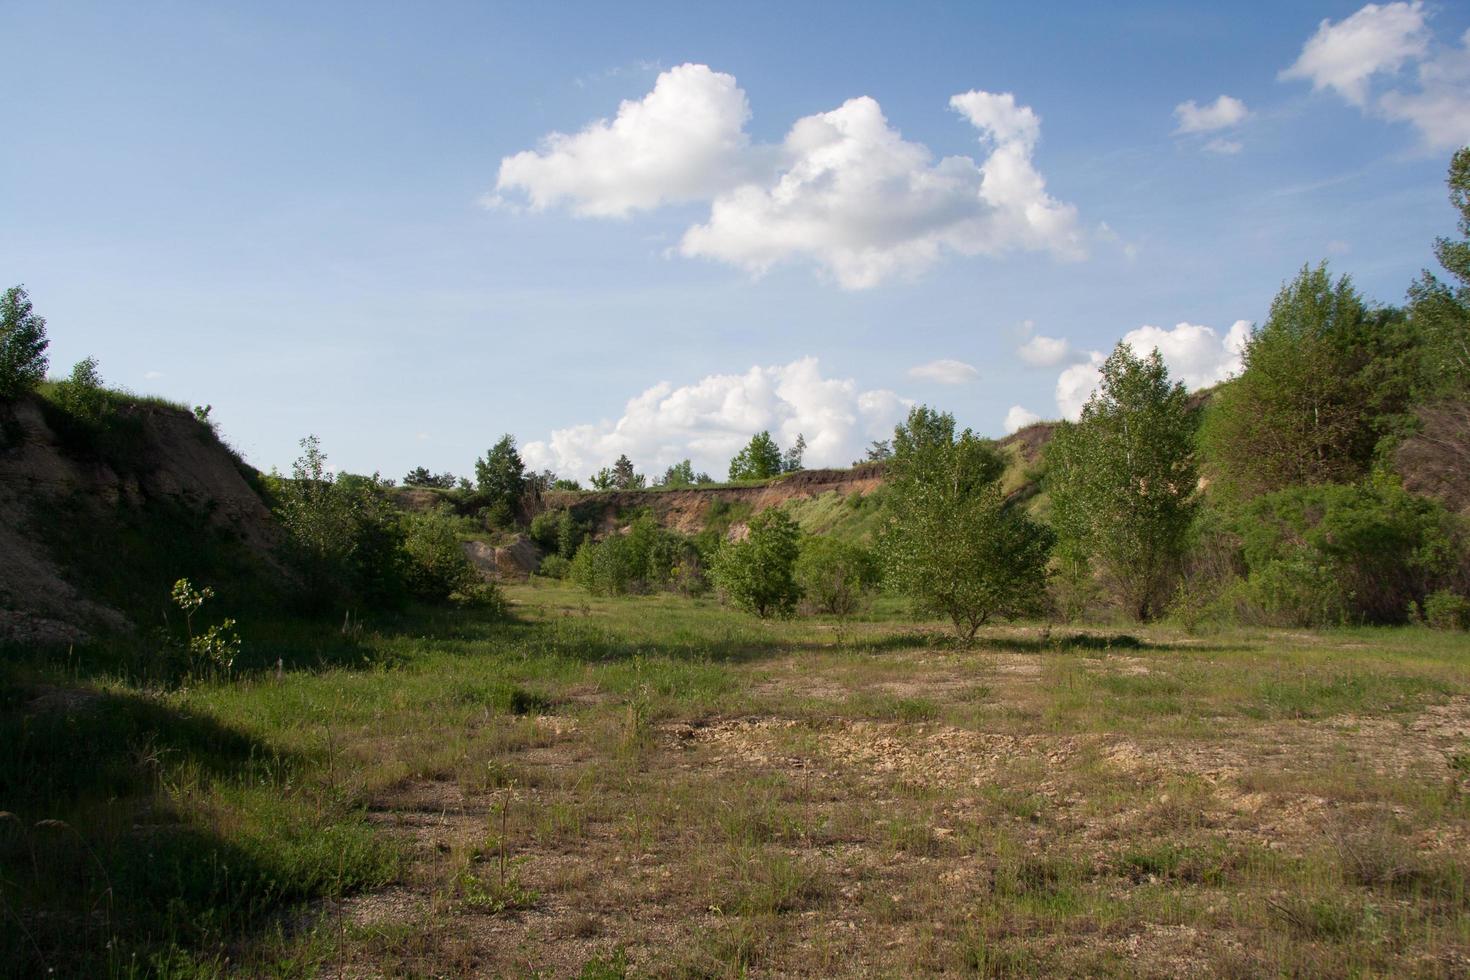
[4, 1, 1468, 480]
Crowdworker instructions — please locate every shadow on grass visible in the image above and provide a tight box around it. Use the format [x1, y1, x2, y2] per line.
[0, 685, 394, 977]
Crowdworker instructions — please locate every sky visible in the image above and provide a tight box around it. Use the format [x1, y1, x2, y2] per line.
[4, 1, 1469, 481]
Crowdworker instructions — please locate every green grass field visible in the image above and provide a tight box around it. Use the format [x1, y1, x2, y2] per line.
[5, 584, 1470, 976]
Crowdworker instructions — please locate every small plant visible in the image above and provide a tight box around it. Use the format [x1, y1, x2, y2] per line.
[1424, 589, 1470, 630]
[53, 356, 109, 423]
[170, 578, 240, 677]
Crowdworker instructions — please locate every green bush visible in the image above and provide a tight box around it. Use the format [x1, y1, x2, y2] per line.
[1424, 589, 1470, 630]
[712, 509, 802, 618]
[52, 356, 108, 423]
[537, 553, 571, 579]
[401, 510, 478, 601]
[570, 534, 640, 596]
[794, 537, 878, 616]
[1233, 476, 1458, 625]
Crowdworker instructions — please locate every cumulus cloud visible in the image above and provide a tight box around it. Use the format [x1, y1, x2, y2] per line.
[1052, 320, 1252, 420]
[1376, 29, 1470, 150]
[1004, 405, 1042, 433]
[1281, 1, 1428, 105]
[1281, 3, 1468, 150]
[493, 64, 755, 217]
[1016, 321, 1082, 368]
[494, 65, 1085, 287]
[1173, 95, 1250, 133]
[521, 357, 908, 479]
[907, 359, 980, 384]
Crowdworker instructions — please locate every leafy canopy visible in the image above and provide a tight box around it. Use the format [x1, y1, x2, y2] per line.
[1048, 345, 1197, 622]
[0, 285, 50, 399]
[712, 508, 802, 618]
[878, 406, 1053, 640]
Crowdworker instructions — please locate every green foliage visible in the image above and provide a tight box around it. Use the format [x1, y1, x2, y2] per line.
[1232, 477, 1459, 625]
[782, 433, 806, 473]
[878, 406, 1053, 639]
[1048, 345, 1197, 621]
[729, 430, 784, 481]
[0, 284, 49, 399]
[401, 509, 479, 601]
[657, 458, 711, 487]
[403, 466, 457, 489]
[712, 508, 802, 618]
[271, 436, 364, 607]
[530, 508, 588, 559]
[1202, 264, 1386, 498]
[1424, 589, 1470, 630]
[51, 355, 108, 423]
[1407, 148, 1470, 397]
[537, 553, 572, 579]
[474, 434, 527, 518]
[170, 578, 240, 678]
[570, 513, 699, 596]
[794, 536, 877, 616]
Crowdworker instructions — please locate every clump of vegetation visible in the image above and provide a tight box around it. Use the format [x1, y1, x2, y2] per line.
[474, 434, 528, 527]
[570, 512, 701, 596]
[403, 466, 459, 489]
[879, 406, 1053, 640]
[712, 508, 802, 618]
[794, 536, 878, 616]
[1423, 589, 1470, 630]
[51, 356, 108, 423]
[728, 430, 806, 481]
[168, 577, 240, 678]
[0, 284, 49, 400]
[1048, 345, 1197, 622]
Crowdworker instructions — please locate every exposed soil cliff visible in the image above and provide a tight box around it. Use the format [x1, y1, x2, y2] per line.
[553, 464, 888, 536]
[0, 395, 280, 643]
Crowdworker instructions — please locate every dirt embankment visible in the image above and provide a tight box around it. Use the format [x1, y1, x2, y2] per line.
[0, 395, 279, 643]
[552, 464, 888, 535]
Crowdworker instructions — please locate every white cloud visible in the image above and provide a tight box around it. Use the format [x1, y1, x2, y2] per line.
[1204, 138, 1244, 155]
[1376, 28, 1470, 150]
[1173, 95, 1250, 133]
[493, 64, 755, 217]
[521, 357, 908, 479]
[1051, 320, 1251, 420]
[1016, 320, 1082, 368]
[494, 66, 1085, 288]
[908, 358, 980, 384]
[1281, 1, 1428, 105]
[144, 370, 164, 380]
[681, 91, 1083, 288]
[1004, 405, 1042, 433]
[1280, 2, 1468, 149]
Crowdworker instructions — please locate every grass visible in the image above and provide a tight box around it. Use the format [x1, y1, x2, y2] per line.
[4, 582, 1470, 975]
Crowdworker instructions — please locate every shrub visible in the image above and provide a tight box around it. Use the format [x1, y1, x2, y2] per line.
[52, 356, 108, 423]
[401, 510, 479, 601]
[712, 509, 802, 618]
[1234, 476, 1457, 625]
[570, 535, 639, 596]
[538, 553, 571, 579]
[794, 537, 878, 616]
[1424, 589, 1470, 630]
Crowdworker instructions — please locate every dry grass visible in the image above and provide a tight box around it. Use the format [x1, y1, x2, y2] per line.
[238, 583, 1470, 977]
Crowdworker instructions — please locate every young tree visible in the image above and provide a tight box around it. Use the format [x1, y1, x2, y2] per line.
[610, 453, 645, 489]
[274, 435, 363, 603]
[782, 433, 806, 473]
[729, 431, 783, 480]
[878, 406, 1053, 641]
[1407, 148, 1470, 396]
[1201, 264, 1378, 498]
[712, 509, 802, 617]
[0, 285, 49, 400]
[475, 434, 527, 511]
[53, 356, 107, 422]
[795, 537, 878, 617]
[1048, 345, 1197, 621]
[658, 459, 705, 487]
